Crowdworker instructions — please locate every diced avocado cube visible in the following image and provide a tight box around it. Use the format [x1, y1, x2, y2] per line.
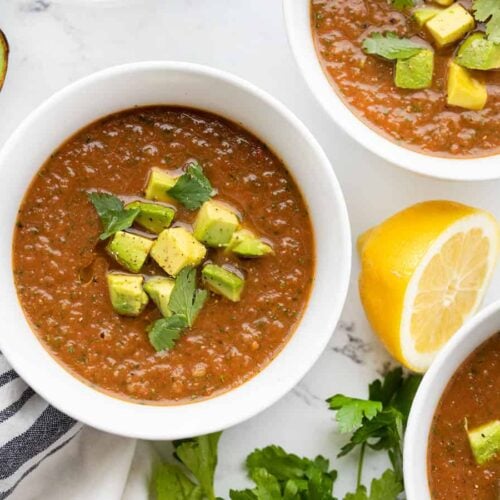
[150, 227, 206, 276]
[144, 276, 175, 317]
[193, 200, 239, 247]
[126, 201, 175, 234]
[202, 264, 245, 302]
[395, 49, 434, 89]
[467, 420, 500, 465]
[144, 168, 178, 204]
[107, 231, 154, 273]
[456, 32, 500, 70]
[426, 4, 475, 48]
[433, 0, 453, 6]
[413, 8, 441, 27]
[107, 273, 149, 316]
[227, 229, 273, 257]
[447, 61, 487, 110]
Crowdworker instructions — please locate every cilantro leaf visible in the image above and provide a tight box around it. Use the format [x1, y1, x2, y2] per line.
[149, 462, 203, 500]
[391, 0, 414, 10]
[168, 162, 213, 210]
[148, 315, 188, 352]
[169, 267, 208, 327]
[344, 469, 402, 500]
[174, 432, 222, 500]
[473, 0, 500, 43]
[327, 395, 382, 434]
[362, 32, 425, 60]
[87, 192, 140, 240]
[231, 446, 336, 499]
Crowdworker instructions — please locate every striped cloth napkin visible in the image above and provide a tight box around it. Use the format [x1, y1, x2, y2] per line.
[0, 352, 81, 498]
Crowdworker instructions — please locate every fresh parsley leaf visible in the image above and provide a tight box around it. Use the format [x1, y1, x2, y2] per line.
[327, 395, 382, 434]
[344, 469, 401, 500]
[167, 162, 213, 210]
[391, 0, 414, 10]
[149, 462, 203, 500]
[169, 267, 208, 327]
[231, 446, 336, 499]
[362, 32, 425, 60]
[148, 315, 189, 352]
[174, 432, 222, 500]
[473, 0, 500, 43]
[87, 192, 139, 240]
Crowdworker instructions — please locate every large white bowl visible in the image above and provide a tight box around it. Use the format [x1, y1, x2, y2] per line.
[283, 0, 500, 181]
[404, 299, 500, 499]
[0, 62, 351, 440]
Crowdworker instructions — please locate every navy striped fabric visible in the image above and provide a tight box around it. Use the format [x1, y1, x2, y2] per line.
[0, 352, 81, 498]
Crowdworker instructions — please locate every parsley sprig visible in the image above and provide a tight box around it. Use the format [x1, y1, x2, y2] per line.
[327, 368, 421, 497]
[473, 0, 500, 43]
[168, 161, 214, 210]
[87, 192, 140, 240]
[148, 267, 208, 352]
[362, 32, 425, 60]
[149, 369, 421, 499]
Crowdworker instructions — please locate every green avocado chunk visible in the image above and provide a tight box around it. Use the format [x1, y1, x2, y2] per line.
[107, 273, 149, 316]
[395, 49, 434, 89]
[456, 33, 500, 70]
[413, 8, 441, 27]
[227, 229, 273, 257]
[193, 200, 239, 247]
[144, 167, 178, 204]
[467, 419, 500, 466]
[202, 264, 245, 302]
[106, 231, 154, 273]
[126, 201, 175, 234]
[144, 276, 176, 317]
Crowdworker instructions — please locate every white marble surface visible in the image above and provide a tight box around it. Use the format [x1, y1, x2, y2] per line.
[2, 0, 500, 497]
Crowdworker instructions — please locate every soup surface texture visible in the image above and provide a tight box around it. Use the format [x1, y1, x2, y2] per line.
[428, 333, 500, 499]
[311, 0, 500, 157]
[13, 106, 314, 404]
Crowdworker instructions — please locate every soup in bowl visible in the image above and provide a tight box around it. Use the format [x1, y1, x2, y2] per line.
[404, 300, 500, 499]
[284, 0, 500, 180]
[0, 62, 351, 439]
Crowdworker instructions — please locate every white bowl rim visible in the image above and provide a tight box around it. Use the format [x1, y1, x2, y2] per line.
[283, 0, 500, 181]
[404, 299, 500, 499]
[0, 61, 352, 440]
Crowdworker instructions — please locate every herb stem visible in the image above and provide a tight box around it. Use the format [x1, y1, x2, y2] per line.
[357, 442, 366, 488]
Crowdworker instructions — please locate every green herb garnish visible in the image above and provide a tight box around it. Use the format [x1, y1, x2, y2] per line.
[150, 433, 221, 500]
[148, 315, 189, 351]
[147, 267, 207, 352]
[149, 369, 421, 499]
[167, 162, 213, 210]
[327, 367, 422, 497]
[230, 445, 337, 499]
[362, 32, 425, 60]
[391, 0, 414, 11]
[87, 192, 139, 240]
[473, 0, 500, 43]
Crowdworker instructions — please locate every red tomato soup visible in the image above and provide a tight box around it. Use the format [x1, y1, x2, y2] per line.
[311, 0, 500, 158]
[13, 106, 315, 404]
[428, 333, 500, 499]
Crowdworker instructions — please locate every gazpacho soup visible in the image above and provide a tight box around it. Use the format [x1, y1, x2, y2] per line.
[311, 0, 500, 158]
[428, 332, 499, 499]
[13, 106, 314, 404]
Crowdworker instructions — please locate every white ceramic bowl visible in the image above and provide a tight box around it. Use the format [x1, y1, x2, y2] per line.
[283, 0, 500, 181]
[404, 299, 500, 499]
[0, 62, 351, 440]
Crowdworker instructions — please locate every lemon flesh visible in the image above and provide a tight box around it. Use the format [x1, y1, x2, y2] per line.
[358, 201, 499, 372]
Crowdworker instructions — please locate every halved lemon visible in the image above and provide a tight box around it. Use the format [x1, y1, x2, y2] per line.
[358, 201, 499, 372]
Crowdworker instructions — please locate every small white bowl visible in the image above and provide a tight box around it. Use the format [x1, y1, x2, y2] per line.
[404, 299, 500, 499]
[0, 62, 351, 440]
[283, 0, 500, 181]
